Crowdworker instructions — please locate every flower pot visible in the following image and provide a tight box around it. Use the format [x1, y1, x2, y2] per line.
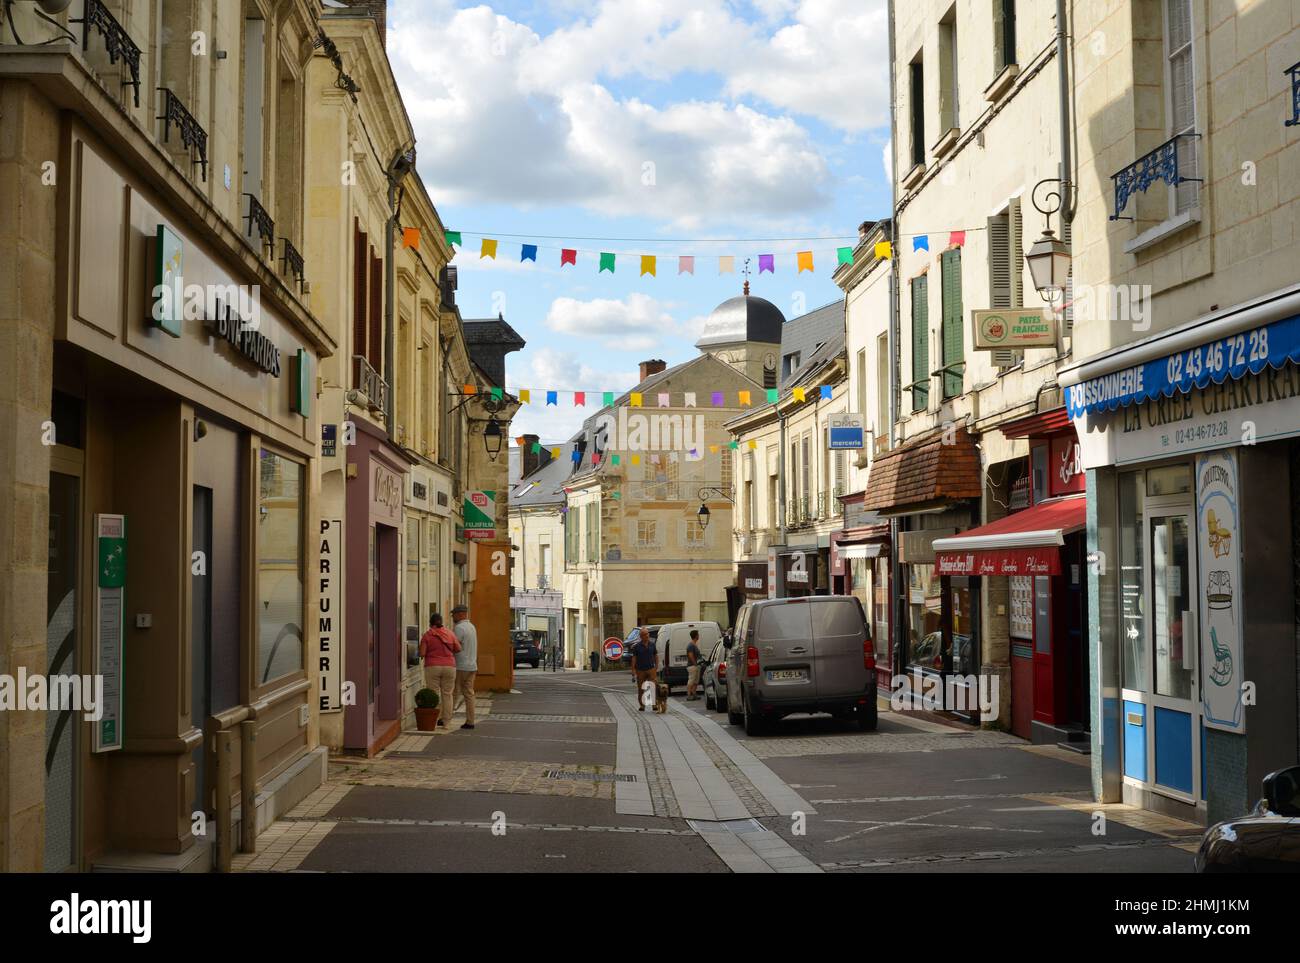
[415, 706, 441, 731]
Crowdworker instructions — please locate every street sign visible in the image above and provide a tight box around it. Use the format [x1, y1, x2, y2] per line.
[972, 308, 1056, 349]
[602, 637, 624, 660]
[463, 490, 496, 540]
[828, 413, 865, 449]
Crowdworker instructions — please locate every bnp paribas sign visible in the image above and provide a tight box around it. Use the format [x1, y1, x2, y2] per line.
[972, 308, 1056, 349]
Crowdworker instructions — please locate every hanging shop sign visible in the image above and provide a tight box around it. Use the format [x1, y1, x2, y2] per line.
[464, 491, 497, 540]
[151, 225, 184, 338]
[372, 462, 403, 525]
[972, 308, 1056, 350]
[828, 413, 866, 450]
[316, 519, 342, 713]
[1196, 449, 1245, 733]
[1049, 434, 1086, 496]
[93, 514, 126, 752]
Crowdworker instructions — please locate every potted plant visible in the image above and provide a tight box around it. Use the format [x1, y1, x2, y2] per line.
[414, 688, 441, 731]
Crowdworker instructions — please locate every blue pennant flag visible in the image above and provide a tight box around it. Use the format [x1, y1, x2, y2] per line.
[820, 386, 832, 400]
[521, 244, 538, 262]
[913, 235, 929, 252]
[570, 448, 581, 463]
[546, 390, 558, 406]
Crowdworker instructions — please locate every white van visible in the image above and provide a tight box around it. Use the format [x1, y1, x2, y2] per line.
[655, 621, 723, 689]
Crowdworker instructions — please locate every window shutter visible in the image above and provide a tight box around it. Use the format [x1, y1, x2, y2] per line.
[911, 275, 929, 411]
[353, 221, 367, 369]
[369, 253, 383, 373]
[941, 249, 963, 398]
[988, 215, 1010, 309]
[1010, 198, 1024, 307]
[1062, 218, 1074, 333]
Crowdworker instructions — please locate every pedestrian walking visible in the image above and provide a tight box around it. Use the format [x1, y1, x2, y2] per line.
[685, 629, 702, 701]
[419, 613, 460, 729]
[450, 603, 479, 729]
[629, 626, 657, 711]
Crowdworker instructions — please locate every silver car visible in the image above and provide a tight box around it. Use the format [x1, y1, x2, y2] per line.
[703, 639, 729, 711]
[724, 596, 878, 736]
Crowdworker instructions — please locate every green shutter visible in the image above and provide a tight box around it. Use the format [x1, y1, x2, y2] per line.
[941, 249, 963, 399]
[911, 275, 929, 412]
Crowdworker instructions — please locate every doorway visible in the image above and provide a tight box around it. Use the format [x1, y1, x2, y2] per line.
[46, 469, 80, 872]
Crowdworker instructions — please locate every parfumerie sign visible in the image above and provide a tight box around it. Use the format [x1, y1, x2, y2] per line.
[317, 519, 342, 712]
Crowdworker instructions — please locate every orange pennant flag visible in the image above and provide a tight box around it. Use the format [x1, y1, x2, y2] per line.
[738, 390, 751, 406]
[796, 250, 814, 273]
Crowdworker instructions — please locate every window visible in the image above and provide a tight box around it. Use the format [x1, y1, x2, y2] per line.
[637, 519, 658, 547]
[538, 543, 552, 587]
[938, 8, 959, 132]
[876, 333, 890, 450]
[425, 519, 442, 622]
[994, 0, 1017, 72]
[768, 473, 778, 531]
[405, 519, 420, 631]
[584, 503, 599, 560]
[909, 57, 926, 167]
[257, 449, 304, 683]
[800, 434, 811, 514]
[910, 275, 930, 412]
[905, 562, 942, 670]
[940, 248, 963, 399]
[856, 347, 868, 420]
[353, 221, 368, 369]
[242, 16, 266, 202]
[565, 509, 579, 566]
[784, 352, 802, 380]
[684, 519, 707, 548]
[274, 51, 303, 245]
[1164, 0, 1198, 215]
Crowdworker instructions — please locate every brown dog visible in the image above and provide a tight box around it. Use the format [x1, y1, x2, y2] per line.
[654, 682, 669, 713]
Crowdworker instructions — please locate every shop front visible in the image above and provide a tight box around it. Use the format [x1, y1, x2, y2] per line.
[400, 464, 450, 728]
[344, 417, 412, 755]
[1063, 288, 1300, 822]
[831, 521, 892, 689]
[736, 561, 770, 601]
[47, 122, 330, 868]
[778, 546, 822, 596]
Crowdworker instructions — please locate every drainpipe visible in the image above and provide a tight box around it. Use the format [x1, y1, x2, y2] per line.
[385, 178, 398, 437]
[1057, 0, 1075, 224]
[887, 0, 904, 676]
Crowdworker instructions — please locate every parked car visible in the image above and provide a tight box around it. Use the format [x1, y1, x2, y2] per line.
[512, 630, 541, 668]
[724, 596, 877, 736]
[655, 621, 723, 691]
[1195, 765, 1300, 872]
[703, 639, 729, 711]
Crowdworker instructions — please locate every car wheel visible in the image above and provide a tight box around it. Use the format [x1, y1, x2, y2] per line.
[857, 704, 878, 731]
[726, 690, 743, 727]
[716, 691, 729, 714]
[705, 686, 716, 710]
[743, 693, 765, 736]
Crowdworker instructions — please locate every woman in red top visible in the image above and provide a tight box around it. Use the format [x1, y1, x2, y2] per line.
[419, 613, 461, 729]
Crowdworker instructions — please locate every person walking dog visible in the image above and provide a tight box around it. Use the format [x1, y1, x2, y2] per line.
[630, 626, 658, 711]
[419, 613, 460, 729]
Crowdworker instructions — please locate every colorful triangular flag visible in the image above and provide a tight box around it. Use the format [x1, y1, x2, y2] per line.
[837, 246, 854, 265]
[402, 227, 420, 250]
[719, 256, 735, 275]
[678, 256, 694, 275]
[519, 389, 531, 404]
[599, 252, 616, 273]
[561, 248, 577, 267]
[874, 240, 892, 260]
[684, 392, 696, 408]
[546, 390, 557, 406]
[758, 254, 774, 274]
[640, 255, 656, 277]
[949, 231, 966, 247]
[796, 251, 814, 273]
[444, 230, 461, 247]
[574, 391, 585, 406]
[913, 235, 929, 252]
[481, 238, 498, 259]
[521, 244, 537, 262]
[603, 391, 615, 406]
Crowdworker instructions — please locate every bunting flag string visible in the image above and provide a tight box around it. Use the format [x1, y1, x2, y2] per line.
[438, 225, 985, 275]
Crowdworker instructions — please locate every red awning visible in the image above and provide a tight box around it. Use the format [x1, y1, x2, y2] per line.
[932, 496, 1085, 576]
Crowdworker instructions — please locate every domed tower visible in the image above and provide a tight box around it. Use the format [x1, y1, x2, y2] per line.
[695, 280, 785, 388]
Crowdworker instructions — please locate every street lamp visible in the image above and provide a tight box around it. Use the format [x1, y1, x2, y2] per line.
[695, 486, 733, 532]
[1026, 178, 1072, 302]
[697, 503, 711, 530]
[483, 416, 503, 460]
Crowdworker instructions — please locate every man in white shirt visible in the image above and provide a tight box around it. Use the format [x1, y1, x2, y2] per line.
[451, 604, 479, 729]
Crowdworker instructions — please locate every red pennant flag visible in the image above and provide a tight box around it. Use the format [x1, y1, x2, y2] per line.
[574, 391, 585, 406]
[949, 230, 966, 247]
[561, 248, 577, 266]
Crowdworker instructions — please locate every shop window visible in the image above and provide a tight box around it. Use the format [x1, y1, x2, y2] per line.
[257, 449, 304, 684]
[1119, 471, 1146, 690]
[1152, 513, 1193, 699]
[906, 562, 942, 669]
[425, 518, 441, 622]
[405, 518, 420, 633]
[1146, 463, 1191, 496]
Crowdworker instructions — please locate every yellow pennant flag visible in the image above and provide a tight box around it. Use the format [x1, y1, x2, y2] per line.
[792, 387, 806, 402]
[551, 447, 560, 459]
[874, 240, 892, 260]
[631, 454, 641, 465]
[738, 390, 751, 406]
[709, 445, 719, 453]
[796, 250, 814, 273]
[630, 392, 643, 407]
[519, 389, 531, 404]
[748, 439, 758, 449]
[640, 255, 656, 277]
[481, 238, 498, 259]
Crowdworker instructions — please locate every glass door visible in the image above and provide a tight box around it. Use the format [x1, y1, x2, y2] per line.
[46, 470, 80, 871]
[1145, 503, 1200, 801]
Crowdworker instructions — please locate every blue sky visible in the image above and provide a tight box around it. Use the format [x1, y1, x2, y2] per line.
[386, 0, 893, 443]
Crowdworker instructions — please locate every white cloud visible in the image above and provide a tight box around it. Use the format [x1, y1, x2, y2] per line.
[384, 0, 867, 226]
[544, 292, 679, 347]
[507, 347, 641, 442]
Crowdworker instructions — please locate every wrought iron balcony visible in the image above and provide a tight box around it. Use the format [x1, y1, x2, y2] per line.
[1288, 61, 1300, 127]
[72, 0, 142, 108]
[1109, 132, 1200, 221]
[353, 355, 389, 414]
[281, 238, 305, 290]
[243, 194, 274, 252]
[156, 87, 208, 181]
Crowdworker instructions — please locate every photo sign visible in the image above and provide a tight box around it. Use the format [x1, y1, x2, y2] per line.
[1196, 449, 1245, 733]
[972, 308, 1056, 350]
[464, 491, 497, 540]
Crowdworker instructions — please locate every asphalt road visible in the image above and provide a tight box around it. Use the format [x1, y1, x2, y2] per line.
[274, 667, 1199, 873]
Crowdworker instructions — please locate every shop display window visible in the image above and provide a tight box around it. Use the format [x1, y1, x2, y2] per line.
[906, 563, 942, 670]
[1119, 471, 1146, 690]
[257, 449, 304, 683]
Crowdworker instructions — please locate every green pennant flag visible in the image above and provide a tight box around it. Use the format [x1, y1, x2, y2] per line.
[445, 230, 462, 247]
[610, 491, 621, 500]
[531, 443, 541, 454]
[837, 246, 854, 265]
[490, 386, 503, 401]
[603, 391, 614, 406]
[599, 252, 616, 273]
[766, 388, 779, 403]
[729, 440, 739, 450]
[611, 454, 621, 465]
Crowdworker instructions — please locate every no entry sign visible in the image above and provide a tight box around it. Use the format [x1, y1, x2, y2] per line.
[602, 637, 624, 660]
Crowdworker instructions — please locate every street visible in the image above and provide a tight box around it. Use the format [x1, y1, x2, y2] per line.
[237, 671, 1202, 874]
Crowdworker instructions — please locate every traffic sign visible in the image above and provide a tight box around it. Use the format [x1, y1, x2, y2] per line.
[602, 637, 624, 660]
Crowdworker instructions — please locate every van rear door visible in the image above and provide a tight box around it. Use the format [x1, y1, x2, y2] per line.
[811, 597, 871, 701]
[755, 601, 815, 697]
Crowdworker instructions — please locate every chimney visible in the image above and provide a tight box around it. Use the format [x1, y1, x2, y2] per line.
[352, 1, 388, 44]
[521, 433, 541, 478]
[640, 359, 667, 382]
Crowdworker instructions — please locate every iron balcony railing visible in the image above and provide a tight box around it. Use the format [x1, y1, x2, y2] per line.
[243, 194, 274, 253]
[73, 0, 142, 107]
[353, 355, 389, 414]
[281, 238, 305, 290]
[1110, 131, 1201, 221]
[156, 87, 208, 181]
[1288, 61, 1300, 127]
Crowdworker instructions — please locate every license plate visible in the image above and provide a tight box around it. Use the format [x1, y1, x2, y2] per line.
[767, 669, 806, 682]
